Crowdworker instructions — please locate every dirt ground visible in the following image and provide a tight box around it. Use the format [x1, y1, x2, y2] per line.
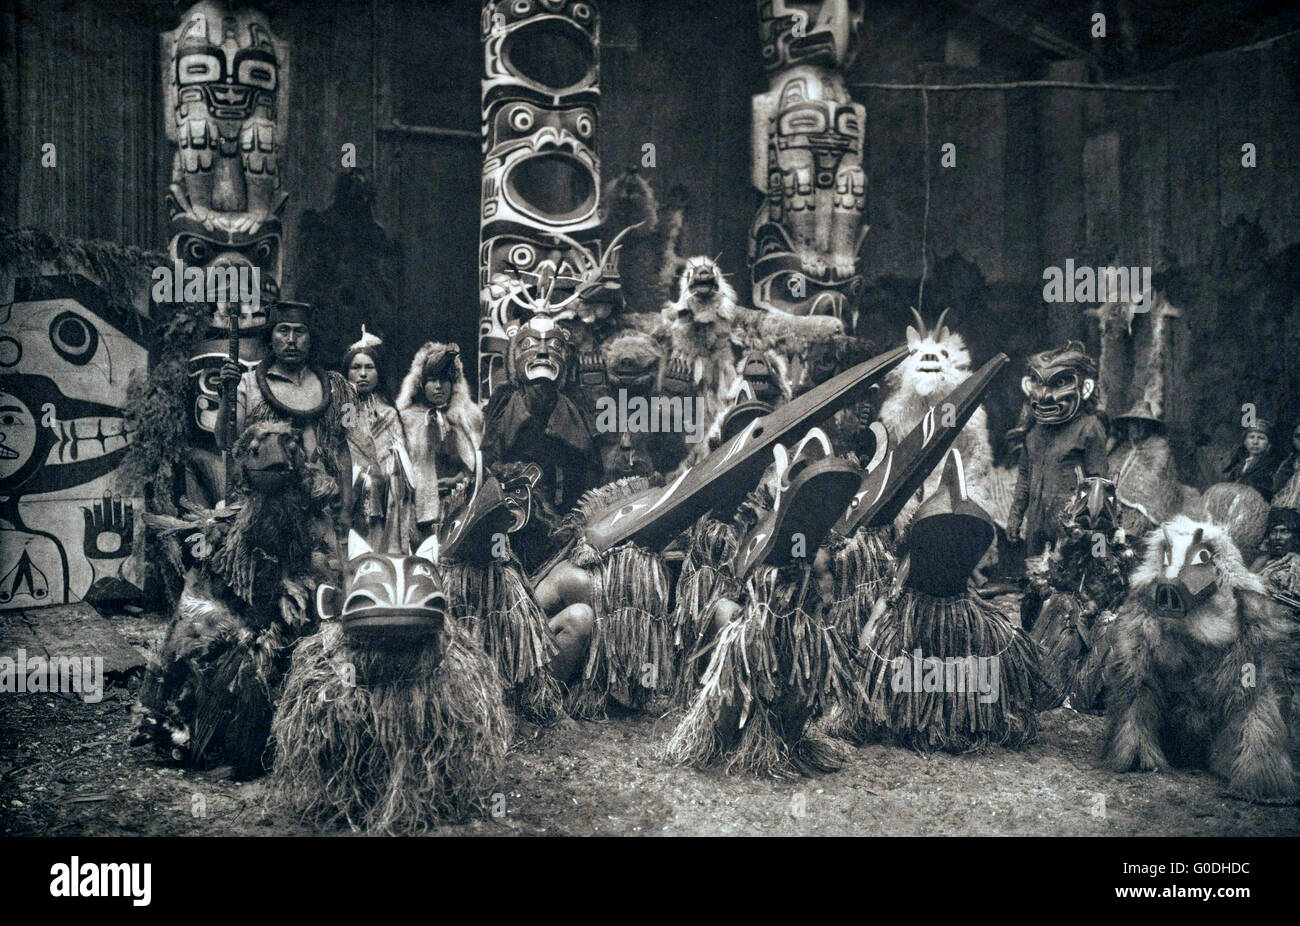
[2, 611, 1298, 837]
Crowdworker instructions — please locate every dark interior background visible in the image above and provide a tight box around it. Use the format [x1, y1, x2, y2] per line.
[5, 0, 1300, 475]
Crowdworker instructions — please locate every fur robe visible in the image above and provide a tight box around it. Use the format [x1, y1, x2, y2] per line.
[1104, 516, 1297, 802]
[396, 343, 484, 527]
[1107, 433, 1195, 536]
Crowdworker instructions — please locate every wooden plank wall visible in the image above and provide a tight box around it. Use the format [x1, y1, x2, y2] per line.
[6, 1, 163, 247]
[4, 0, 1298, 432]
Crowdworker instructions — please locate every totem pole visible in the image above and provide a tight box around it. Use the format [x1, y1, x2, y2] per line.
[478, 0, 610, 399]
[162, 0, 289, 505]
[750, 0, 866, 324]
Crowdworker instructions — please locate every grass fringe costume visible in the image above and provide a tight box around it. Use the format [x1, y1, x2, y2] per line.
[540, 476, 675, 717]
[271, 533, 511, 833]
[438, 469, 566, 725]
[666, 431, 863, 776]
[534, 346, 911, 719]
[858, 450, 1061, 752]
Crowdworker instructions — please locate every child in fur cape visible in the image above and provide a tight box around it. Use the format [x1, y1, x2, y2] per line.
[396, 342, 483, 533]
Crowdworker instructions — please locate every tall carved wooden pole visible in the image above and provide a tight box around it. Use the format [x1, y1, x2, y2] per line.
[161, 0, 289, 504]
[750, 1, 866, 326]
[478, 0, 605, 399]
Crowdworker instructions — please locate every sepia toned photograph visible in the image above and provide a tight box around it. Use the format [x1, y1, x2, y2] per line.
[1, 0, 1297, 900]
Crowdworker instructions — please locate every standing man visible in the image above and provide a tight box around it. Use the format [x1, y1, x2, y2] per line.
[218, 300, 356, 532]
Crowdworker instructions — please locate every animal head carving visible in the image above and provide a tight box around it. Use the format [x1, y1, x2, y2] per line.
[1061, 470, 1120, 535]
[601, 330, 662, 393]
[316, 532, 446, 647]
[894, 308, 971, 400]
[1131, 515, 1251, 622]
[497, 462, 543, 533]
[666, 256, 738, 327]
[231, 420, 305, 493]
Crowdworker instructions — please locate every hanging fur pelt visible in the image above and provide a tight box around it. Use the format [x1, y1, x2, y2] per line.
[271, 619, 511, 834]
[665, 563, 858, 777]
[1103, 516, 1297, 803]
[535, 476, 675, 717]
[440, 559, 566, 725]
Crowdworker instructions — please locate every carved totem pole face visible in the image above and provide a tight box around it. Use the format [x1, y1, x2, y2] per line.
[751, 1, 867, 323]
[164, 1, 289, 450]
[479, 0, 603, 398]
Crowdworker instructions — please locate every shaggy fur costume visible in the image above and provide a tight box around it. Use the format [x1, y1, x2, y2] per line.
[132, 422, 334, 778]
[599, 170, 686, 315]
[396, 342, 484, 527]
[657, 257, 743, 428]
[271, 618, 511, 833]
[1103, 516, 1297, 803]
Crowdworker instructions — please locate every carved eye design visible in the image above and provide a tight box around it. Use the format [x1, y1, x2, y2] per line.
[507, 243, 535, 267]
[508, 106, 534, 132]
[182, 238, 212, 264]
[236, 60, 277, 90]
[355, 559, 383, 578]
[1191, 547, 1211, 565]
[177, 53, 221, 85]
[574, 112, 594, 137]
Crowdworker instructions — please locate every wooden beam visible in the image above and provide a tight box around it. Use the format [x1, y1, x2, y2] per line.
[948, 0, 1095, 62]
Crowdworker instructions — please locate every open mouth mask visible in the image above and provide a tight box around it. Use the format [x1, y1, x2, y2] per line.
[1021, 342, 1097, 425]
[233, 421, 304, 493]
[506, 315, 573, 385]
